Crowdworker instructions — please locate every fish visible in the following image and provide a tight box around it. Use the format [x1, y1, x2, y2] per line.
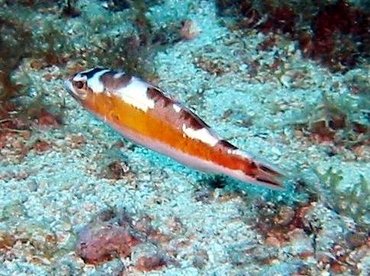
[65, 67, 285, 189]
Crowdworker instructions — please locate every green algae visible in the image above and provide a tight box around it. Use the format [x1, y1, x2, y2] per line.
[317, 167, 370, 227]
[292, 90, 369, 148]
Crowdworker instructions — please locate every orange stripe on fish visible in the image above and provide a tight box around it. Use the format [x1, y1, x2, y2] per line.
[65, 68, 285, 189]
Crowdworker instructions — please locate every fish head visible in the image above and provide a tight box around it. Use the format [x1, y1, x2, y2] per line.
[64, 67, 118, 111]
[65, 67, 157, 115]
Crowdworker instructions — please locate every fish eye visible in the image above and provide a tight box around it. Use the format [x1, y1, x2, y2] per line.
[73, 81, 85, 89]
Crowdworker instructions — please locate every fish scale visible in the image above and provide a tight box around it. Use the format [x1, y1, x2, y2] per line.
[65, 67, 285, 189]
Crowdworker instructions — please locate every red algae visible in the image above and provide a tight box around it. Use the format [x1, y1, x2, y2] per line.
[131, 243, 169, 272]
[300, 0, 370, 71]
[0, 102, 31, 158]
[260, 6, 297, 35]
[135, 255, 167, 271]
[35, 108, 62, 128]
[317, 241, 367, 274]
[76, 223, 140, 265]
[75, 210, 173, 270]
[218, 0, 370, 71]
[32, 139, 52, 154]
[255, 201, 315, 246]
[255, 200, 369, 274]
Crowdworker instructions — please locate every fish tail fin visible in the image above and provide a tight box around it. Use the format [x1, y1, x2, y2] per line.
[230, 150, 285, 190]
[245, 159, 285, 190]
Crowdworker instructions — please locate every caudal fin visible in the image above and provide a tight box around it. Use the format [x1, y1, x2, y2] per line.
[249, 161, 285, 189]
[226, 150, 285, 190]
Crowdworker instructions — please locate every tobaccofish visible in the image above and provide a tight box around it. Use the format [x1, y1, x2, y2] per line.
[65, 68, 284, 189]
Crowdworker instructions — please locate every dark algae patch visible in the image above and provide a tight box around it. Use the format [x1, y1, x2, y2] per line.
[216, 0, 370, 72]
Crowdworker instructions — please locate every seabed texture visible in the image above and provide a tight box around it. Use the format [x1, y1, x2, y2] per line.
[0, 0, 369, 275]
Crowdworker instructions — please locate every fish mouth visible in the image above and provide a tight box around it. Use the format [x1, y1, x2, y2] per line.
[64, 78, 81, 102]
[64, 79, 73, 94]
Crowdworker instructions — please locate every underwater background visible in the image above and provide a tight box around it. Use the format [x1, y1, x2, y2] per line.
[0, 0, 369, 275]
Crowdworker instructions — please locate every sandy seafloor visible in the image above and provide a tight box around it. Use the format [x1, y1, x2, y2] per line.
[0, 0, 369, 275]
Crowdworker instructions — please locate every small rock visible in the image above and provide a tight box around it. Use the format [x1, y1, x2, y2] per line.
[180, 20, 200, 40]
[104, 160, 130, 180]
[132, 243, 167, 272]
